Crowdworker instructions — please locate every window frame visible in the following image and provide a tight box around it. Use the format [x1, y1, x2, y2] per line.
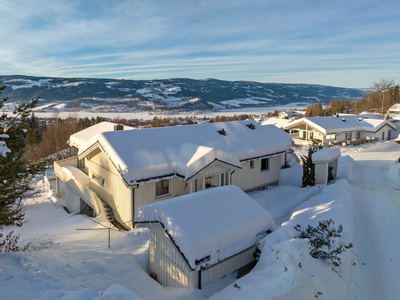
[261, 158, 269, 172]
[155, 179, 170, 197]
[249, 160, 254, 169]
[346, 132, 352, 140]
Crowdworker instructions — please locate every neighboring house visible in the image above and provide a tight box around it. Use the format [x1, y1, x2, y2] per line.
[282, 114, 396, 144]
[54, 121, 293, 229]
[388, 104, 400, 114]
[278, 110, 303, 119]
[134, 185, 275, 289]
[261, 117, 293, 129]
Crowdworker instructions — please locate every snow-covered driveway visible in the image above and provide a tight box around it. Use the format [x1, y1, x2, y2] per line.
[347, 141, 400, 300]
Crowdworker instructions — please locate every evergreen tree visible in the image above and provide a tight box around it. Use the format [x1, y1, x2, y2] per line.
[301, 146, 317, 187]
[0, 86, 48, 229]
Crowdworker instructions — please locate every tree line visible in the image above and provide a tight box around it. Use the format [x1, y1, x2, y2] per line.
[305, 79, 400, 117]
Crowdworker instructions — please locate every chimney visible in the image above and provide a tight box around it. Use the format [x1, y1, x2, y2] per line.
[114, 124, 124, 131]
[218, 128, 226, 136]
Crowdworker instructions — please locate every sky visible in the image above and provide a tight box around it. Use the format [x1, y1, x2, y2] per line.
[0, 0, 399, 88]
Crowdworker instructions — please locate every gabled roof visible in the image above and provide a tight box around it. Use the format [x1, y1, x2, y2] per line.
[135, 185, 275, 270]
[72, 121, 293, 185]
[68, 121, 135, 149]
[283, 114, 395, 135]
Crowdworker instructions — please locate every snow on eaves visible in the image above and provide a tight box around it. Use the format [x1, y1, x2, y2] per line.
[135, 185, 275, 270]
[77, 121, 293, 184]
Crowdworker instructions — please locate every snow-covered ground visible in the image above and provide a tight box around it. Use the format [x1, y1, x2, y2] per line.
[1, 140, 400, 299]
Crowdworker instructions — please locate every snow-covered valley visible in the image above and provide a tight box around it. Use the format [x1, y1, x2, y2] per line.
[1, 141, 400, 300]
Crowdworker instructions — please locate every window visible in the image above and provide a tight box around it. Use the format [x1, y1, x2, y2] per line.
[261, 158, 269, 171]
[156, 179, 169, 197]
[388, 130, 391, 140]
[346, 132, 352, 140]
[220, 172, 229, 186]
[356, 131, 360, 139]
[91, 173, 104, 186]
[250, 160, 254, 169]
[302, 131, 306, 138]
[382, 132, 385, 140]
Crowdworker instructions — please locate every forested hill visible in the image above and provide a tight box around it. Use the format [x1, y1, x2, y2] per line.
[0, 75, 367, 112]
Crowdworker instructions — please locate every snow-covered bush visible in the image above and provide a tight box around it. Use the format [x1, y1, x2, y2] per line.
[295, 219, 352, 267]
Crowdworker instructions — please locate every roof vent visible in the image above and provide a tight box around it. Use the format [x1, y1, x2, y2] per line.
[114, 124, 124, 131]
[359, 118, 362, 121]
[342, 118, 346, 122]
[218, 128, 227, 136]
[246, 123, 255, 130]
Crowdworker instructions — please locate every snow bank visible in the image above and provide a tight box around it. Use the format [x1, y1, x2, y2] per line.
[210, 179, 354, 300]
[37, 284, 142, 300]
[135, 185, 275, 270]
[338, 155, 355, 180]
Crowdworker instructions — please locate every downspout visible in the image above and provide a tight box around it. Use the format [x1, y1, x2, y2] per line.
[131, 184, 139, 228]
[198, 268, 202, 289]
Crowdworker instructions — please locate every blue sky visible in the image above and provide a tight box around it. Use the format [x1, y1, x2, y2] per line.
[0, 0, 399, 88]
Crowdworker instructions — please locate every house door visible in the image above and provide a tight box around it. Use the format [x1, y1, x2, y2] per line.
[388, 130, 391, 140]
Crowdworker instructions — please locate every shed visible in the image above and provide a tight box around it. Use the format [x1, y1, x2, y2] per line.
[312, 148, 340, 185]
[134, 185, 275, 289]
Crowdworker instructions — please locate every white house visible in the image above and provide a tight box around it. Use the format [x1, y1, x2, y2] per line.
[134, 185, 275, 289]
[388, 103, 400, 114]
[54, 121, 293, 229]
[282, 114, 396, 145]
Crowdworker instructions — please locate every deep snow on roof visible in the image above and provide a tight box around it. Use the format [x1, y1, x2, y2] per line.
[134, 185, 275, 270]
[68, 121, 135, 149]
[283, 114, 395, 134]
[261, 117, 293, 128]
[312, 148, 341, 163]
[76, 121, 293, 184]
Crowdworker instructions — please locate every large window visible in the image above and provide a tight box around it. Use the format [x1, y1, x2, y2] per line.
[156, 179, 169, 197]
[261, 158, 269, 171]
[356, 131, 360, 139]
[346, 132, 352, 140]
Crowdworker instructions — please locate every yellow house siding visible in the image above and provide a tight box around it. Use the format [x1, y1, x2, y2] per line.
[232, 156, 281, 191]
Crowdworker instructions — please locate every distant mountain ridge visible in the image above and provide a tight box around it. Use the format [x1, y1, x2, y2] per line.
[0, 75, 367, 113]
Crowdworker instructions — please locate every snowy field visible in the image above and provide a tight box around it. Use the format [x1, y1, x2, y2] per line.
[1, 140, 400, 299]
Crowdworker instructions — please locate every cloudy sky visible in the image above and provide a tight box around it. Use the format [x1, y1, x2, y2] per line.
[1, 0, 399, 88]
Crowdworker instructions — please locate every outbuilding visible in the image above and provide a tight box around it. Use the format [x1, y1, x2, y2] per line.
[134, 185, 275, 289]
[312, 148, 340, 185]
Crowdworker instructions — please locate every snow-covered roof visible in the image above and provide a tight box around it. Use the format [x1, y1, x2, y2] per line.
[388, 104, 400, 112]
[261, 117, 293, 129]
[68, 122, 135, 149]
[73, 121, 293, 184]
[134, 185, 275, 270]
[312, 148, 340, 163]
[283, 114, 395, 134]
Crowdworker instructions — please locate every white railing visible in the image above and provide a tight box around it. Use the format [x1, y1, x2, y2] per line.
[54, 156, 78, 182]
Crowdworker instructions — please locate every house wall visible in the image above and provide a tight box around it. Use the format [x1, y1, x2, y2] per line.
[65, 183, 81, 214]
[87, 151, 133, 227]
[134, 177, 186, 213]
[231, 155, 281, 191]
[149, 227, 258, 289]
[149, 227, 194, 289]
[314, 163, 328, 185]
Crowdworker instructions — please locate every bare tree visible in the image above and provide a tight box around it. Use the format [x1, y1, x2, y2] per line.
[371, 78, 395, 112]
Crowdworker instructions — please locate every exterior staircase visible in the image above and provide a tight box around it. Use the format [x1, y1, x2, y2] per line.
[101, 201, 129, 231]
